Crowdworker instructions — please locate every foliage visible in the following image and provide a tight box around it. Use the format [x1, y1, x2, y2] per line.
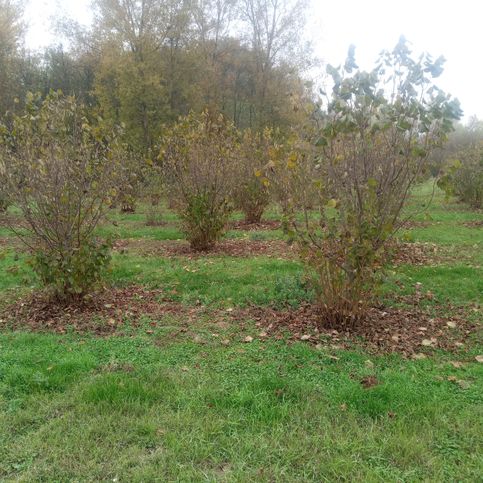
[269, 38, 462, 327]
[0, 91, 122, 300]
[117, 151, 146, 213]
[159, 110, 239, 251]
[143, 163, 165, 226]
[233, 128, 274, 223]
[0, 0, 25, 115]
[437, 126, 483, 209]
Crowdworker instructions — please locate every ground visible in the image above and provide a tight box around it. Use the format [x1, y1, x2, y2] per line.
[0, 182, 481, 481]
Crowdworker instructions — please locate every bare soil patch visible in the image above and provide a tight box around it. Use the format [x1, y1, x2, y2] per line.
[113, 238, 296, 259]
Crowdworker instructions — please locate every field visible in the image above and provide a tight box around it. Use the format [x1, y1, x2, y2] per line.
[0, 183, 482, 481]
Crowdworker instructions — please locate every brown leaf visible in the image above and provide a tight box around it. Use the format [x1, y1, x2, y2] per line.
[361, 376, 379, 389]
[412, 353, 427, 360]
[456, 379, 471, 390]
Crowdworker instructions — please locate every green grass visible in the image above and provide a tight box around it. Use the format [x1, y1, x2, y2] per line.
[0, 181, 482, 481]
[0, 329, 482, 481]
[111, 254, 308, 307]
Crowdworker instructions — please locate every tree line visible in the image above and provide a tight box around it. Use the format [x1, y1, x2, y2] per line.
[0, 0, 313, 153]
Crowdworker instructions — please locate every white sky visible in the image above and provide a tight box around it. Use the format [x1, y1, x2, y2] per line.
[24, 0, 483, 121]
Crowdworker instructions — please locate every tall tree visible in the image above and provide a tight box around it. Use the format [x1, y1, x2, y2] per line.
[238, 0, 310, 128]
[0, 0, 25, 115]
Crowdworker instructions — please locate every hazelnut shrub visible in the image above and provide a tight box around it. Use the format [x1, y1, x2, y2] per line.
[159, 110, 239, 251]
[0, 92, 124, 301]
[267, 39, 461, 327]
[233, 128, 274, 224]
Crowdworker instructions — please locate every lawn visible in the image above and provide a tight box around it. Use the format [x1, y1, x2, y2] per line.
[0, 183, 482, 481]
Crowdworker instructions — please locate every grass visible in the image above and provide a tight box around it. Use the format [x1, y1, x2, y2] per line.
[0, 182, 482, 481]
[1, 330, 482, 481]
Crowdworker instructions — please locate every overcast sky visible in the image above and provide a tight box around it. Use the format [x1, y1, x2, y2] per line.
[24, 0, 483, 121]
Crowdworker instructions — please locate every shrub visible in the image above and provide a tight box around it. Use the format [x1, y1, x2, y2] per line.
[438, 141, 483, 209]
[117, 152, 145, 213]
[268, 39, 461, 327]
[159, 111, 239, 251]
[233, 129, 273, 224]
[452, 146, 483, 209]
[143, 162, 165, 226]
[0, 92, 122, 301]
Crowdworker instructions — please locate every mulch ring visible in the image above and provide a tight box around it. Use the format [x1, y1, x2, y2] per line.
[229, 302, 481, 357]
[401, 220, 433, 229]
[228, 220, 282, 231]
[461, 220, 483, 228]
[114, 238, 443, 265]
[389, 242, 441, 266]
[0, 287, 195, 336]
[113, 238, 297, 259]
[0, 286, 480, 356]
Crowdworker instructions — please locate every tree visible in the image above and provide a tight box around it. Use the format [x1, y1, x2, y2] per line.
[0, 0, 25, 115]
[238, 0, 311, 128]
[269, 39, 461, 327]
[92, 0, 193, 152]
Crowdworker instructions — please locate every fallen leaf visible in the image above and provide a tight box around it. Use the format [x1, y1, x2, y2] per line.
[221, 339, 230, 346]
[446, 321, 457, 329]
[475, 355, 483, 363]
[456, 380, 471, 389]
[421, 339, 434, 347]
[412, 353, 427, 360]
[181, 366, 189, 372]
[361, 376, 379, 389]
[300, 334, 311, 341]
[364, 360, 375, 369]
[244, 336, 254, 343]
[449, 361, 464, 368]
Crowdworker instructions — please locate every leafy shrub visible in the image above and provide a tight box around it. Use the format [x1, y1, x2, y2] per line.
[233, 129, 273, 224]
[438, 141, 482, 209]
[143, 163, 165, 226]
[117, 152, 146, 213]
[0, 92, 122, 301]
[268, 39, 461, 327]
[159, 111, 239, 251]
